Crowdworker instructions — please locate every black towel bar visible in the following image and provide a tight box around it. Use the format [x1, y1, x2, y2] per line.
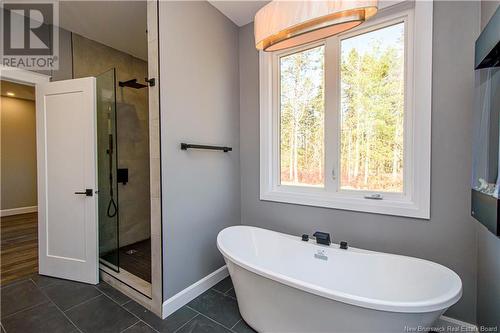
[180, 143, 232, 152]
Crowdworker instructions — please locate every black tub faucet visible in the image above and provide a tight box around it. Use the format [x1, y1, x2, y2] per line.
[313, 231, 331, 246]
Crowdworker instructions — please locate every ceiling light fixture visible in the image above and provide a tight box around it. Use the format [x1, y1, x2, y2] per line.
[6, 92, 15, 96]
[254, 0, 378, 52]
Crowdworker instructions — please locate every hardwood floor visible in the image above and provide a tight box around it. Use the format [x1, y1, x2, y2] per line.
[1, 213, 151, 286]
[0, 213, 38, 285]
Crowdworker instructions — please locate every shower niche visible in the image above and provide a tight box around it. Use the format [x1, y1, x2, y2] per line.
[96, 68, 152, 285]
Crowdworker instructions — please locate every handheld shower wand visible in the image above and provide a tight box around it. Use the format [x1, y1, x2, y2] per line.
[106, 110, 118, 218]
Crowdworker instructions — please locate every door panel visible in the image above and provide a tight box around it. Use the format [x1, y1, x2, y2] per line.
[37, 77, 98, 284]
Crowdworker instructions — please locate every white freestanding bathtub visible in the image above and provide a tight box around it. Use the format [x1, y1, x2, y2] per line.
[217, 226, 462, 333]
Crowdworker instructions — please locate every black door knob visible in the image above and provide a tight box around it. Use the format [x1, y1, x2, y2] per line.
[74, 189, 93, 197]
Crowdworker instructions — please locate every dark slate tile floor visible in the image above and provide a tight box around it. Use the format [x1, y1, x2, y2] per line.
[0, 275, 256, 333]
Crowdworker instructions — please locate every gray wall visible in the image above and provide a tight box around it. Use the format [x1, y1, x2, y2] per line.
[477, 224, 500, 327]
[50, 28, 73, 81]
[239, 1, 479, 323]
[159, 1, 240, 299]
[1, 95, 37, 210]
[476, 2, 500, 329]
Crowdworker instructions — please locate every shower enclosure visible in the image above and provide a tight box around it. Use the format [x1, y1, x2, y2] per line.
[96, 68, 152, 285]
[97, 68, 119, 271]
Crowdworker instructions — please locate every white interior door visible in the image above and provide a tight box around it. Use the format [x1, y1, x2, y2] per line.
[36, 77, 99, 284]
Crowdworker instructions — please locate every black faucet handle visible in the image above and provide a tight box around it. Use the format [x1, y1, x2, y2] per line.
[313, 231, 331, 246]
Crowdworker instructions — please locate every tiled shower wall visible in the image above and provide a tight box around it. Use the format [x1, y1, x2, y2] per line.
[72, 34, 151, 248]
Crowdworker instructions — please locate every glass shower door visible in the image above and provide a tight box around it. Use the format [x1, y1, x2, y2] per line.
[96, 68, 120, 271]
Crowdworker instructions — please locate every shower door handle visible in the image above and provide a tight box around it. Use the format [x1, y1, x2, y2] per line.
[74, 189, 93, 197]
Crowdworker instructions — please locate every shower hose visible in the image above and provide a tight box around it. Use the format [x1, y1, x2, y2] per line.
[107, 132, 118, 218]
[107, 197, 117, 218]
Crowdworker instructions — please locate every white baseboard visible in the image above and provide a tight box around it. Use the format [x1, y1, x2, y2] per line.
[0, 206, 37, 217]
[162, 265, 228, 319]
[435, 315, 478, 332]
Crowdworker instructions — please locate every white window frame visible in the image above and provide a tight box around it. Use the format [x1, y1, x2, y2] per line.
[259, 1, 432, 219]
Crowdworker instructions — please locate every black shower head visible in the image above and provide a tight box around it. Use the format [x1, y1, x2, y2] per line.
[118, 79, 148, 89]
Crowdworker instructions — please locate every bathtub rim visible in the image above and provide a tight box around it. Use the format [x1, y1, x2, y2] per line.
[217, 225, 463, 314]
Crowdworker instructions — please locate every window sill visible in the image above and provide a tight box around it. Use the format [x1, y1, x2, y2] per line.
[260, 188, 429, 219]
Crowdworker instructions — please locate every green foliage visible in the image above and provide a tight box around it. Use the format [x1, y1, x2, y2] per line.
[340, 39, 404, 192]
[279, 29, 404, 191]
[280, 46, 324, 185]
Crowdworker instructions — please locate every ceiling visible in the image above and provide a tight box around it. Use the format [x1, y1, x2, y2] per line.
[1, 81, 35, 101]
[58, 1, 264, 60]
[208, 1, 269, 27]
[59, 1, 147, 61]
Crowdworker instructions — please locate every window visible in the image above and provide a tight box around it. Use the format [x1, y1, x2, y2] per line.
[280, 45, 325, 187]
[339, 23, 405, 193]
[260, 3, 432, 218]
